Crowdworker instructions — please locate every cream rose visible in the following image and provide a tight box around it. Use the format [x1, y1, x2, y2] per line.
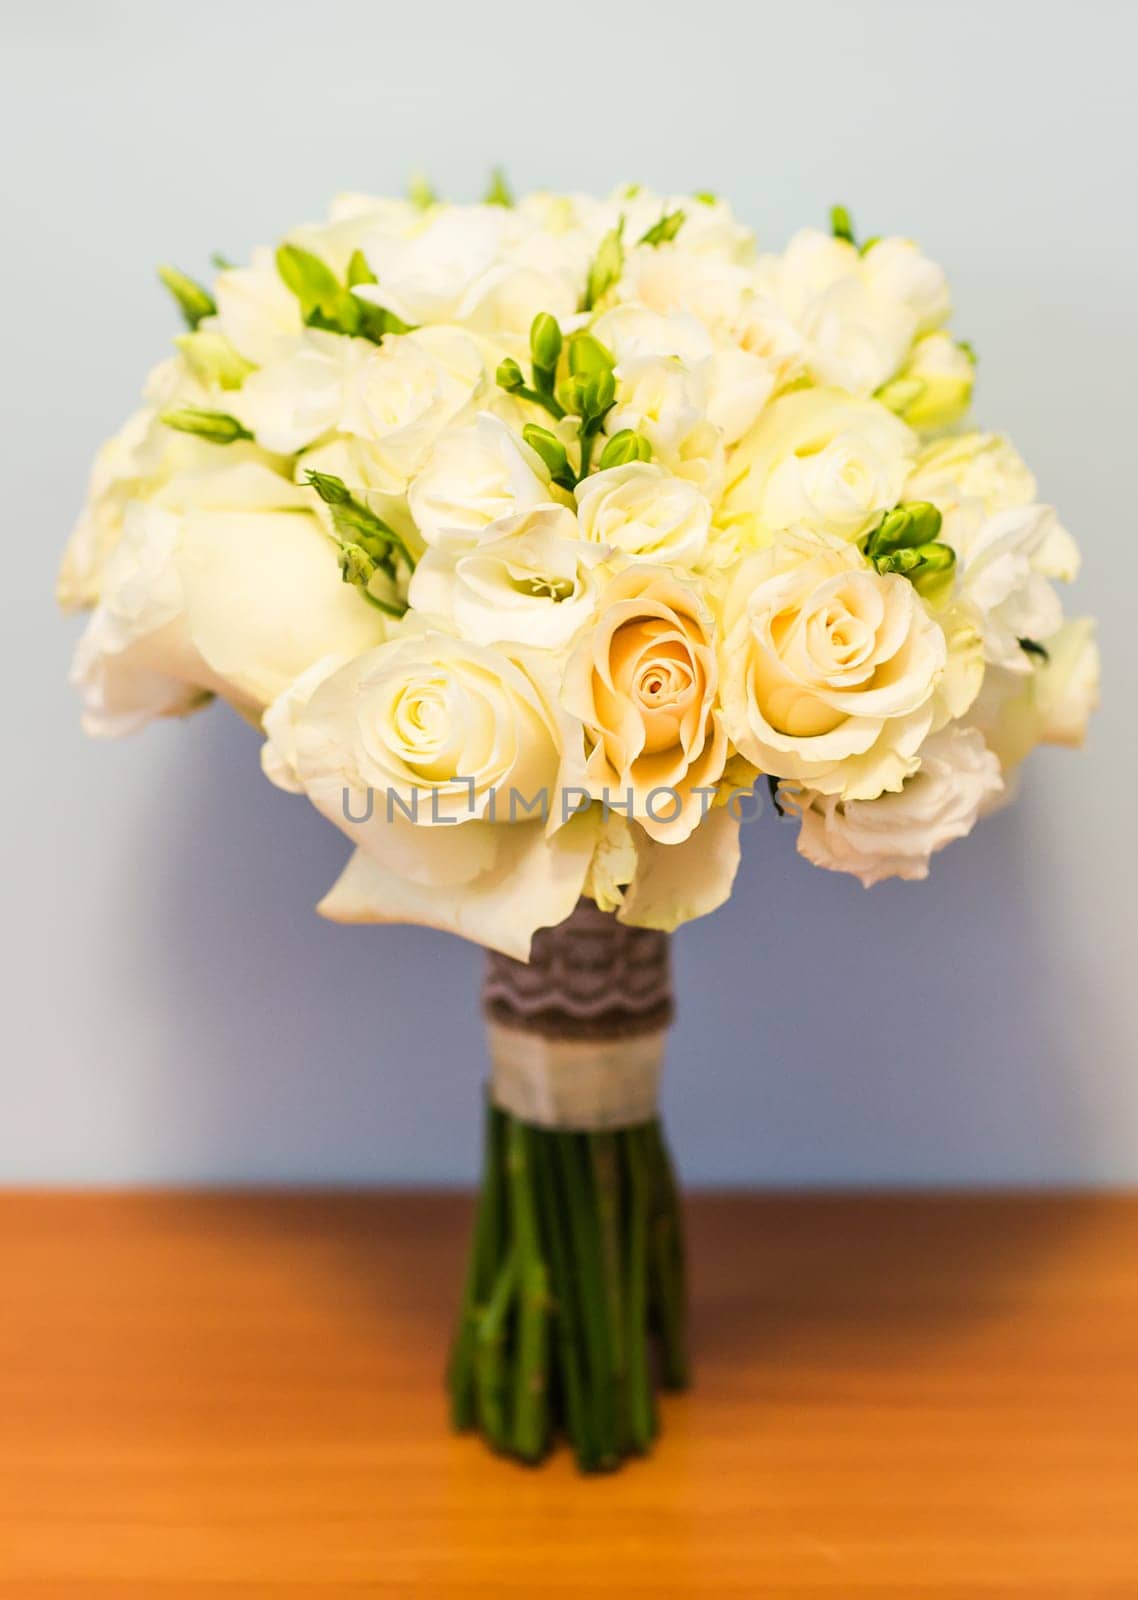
[408, 503, 604, 648]
[563, 566, 727, 842]
[721, 388, 917, 546]
[784, 726, 1003, 886]
[408, 413, 551, 547]
[720, 529, 947, 799]
[70, 462, 386, 736]
[575, 462, 711, 566]
[289, 631, 593, 959]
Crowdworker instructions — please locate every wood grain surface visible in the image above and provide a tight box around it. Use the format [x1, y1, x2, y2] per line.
[2, 1192, 1136, 1597]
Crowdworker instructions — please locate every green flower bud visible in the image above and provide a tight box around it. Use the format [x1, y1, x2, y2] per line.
[305, 469, 352, 507]
[408, 171, 437, 210]
[693, 191, 718, 205]
[583, 220, 625, 311]
[867, 501, 942, 557]
[875, 545, 923, 576]
[530, 313, 563, 386]
[160, 408, 252, 444]
[174, 331, 254, 390]
[599, 430, 653, 469]
[496, 357, 526, 393]
[910, 541, 956, 603]
[830, 204, 856, 245]
[340, 541, 378, 587]
[157, 265, 216, 330]
[484, 167, 514, 207]
[639, 210, 685, 247]
[522, 424, 575, 490]
[580, 368, 616, 419]
[567, 333, 615, 378]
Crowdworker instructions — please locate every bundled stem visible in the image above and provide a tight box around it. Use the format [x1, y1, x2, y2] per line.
[448, 1100, 689, 1471]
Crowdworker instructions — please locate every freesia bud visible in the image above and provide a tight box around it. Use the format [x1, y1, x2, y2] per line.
[159, 408, 252, 444]
[522, 424, 575, 490]
[530, 313, 563, 384]
[599, 430, 653, 469]
[158, 265, 216, 330]
[496, 358, 526, 393]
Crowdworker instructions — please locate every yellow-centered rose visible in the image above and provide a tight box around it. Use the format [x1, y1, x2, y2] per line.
[563, 566, 727, 842]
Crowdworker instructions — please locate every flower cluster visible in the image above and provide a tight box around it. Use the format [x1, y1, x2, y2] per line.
[61, 183, 1098, 957]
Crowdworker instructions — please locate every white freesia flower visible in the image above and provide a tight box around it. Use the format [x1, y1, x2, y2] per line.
[881, 333, 975, 432]
[905, 431, 1037, 517]
[860, 237, 952, 335]
[71, 463, 386, 736]
[408, 413, 551, 546]
[339, 325, 485, 490]
[972, 618, 1100, 771]
[953, 503, 1079, 673]
[756, 229, 917, 394]
[720, 529, 947, 799]
[721, 388, 916, 546]
[575, 462, 711, 566]
[231, 330, 369, 454]
[409, 504, 604, 648]
[784, 726, 1003, 886]
[605, 355, 724, 496]
[291, 631, 594, 959]
[209, 247, 302, 366]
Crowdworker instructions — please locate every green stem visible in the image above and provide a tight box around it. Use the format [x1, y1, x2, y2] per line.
[475, 1249, 518, 1452]
[590, 1133, 628, 1456]
[646, 1122, 689, 1390]
[448, 1102, 506, 1429]
[555, 1133, 617, 1466]
[506, 1119, 550, 1462]
[624, 1127, 656, 1450]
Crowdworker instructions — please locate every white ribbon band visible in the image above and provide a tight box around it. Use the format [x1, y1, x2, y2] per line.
[486, 1020, 664, 1131]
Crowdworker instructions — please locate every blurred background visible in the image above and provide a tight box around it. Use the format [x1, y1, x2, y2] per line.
[2, 0, 1133, 1185]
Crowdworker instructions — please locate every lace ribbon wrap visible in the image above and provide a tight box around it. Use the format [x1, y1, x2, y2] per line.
[483, 899, 674, 1130]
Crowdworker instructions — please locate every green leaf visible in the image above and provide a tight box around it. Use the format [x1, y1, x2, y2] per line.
[346, 249, 377, 287]
[830, 204, 856, 246]
[159, 408, 252, 444]
[484, 167, 514, 207]
[583, 219, 624, 311]
[276, 243, 361, 333]
[639, 210, 685, 247]
[157, 265, 216, 330]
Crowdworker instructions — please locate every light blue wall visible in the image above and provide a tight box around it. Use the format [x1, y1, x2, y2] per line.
[3, 0, 1134, 1184]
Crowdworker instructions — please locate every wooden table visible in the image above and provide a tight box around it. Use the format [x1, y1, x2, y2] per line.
[2, 1194, 1136, 1597]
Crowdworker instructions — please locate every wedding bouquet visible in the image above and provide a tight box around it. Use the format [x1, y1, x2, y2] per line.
[61, 178, 1098, 1469]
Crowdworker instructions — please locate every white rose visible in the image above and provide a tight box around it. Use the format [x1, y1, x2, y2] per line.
[70, 462, 386, 736]
[721, 388, 916, 546]
[339, 325, 484, 490]
[785, 726, 1003, 886]
[408, 504, 604, 648]
[261, 654, 350, 794]
[407, 413, 550, 547]
[574, 462, 711, 566]
[563, 565, 727, 842]
[230, 330, 369, 454]
[720, 529, 947, 799]
[291, 631, 593, 959]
